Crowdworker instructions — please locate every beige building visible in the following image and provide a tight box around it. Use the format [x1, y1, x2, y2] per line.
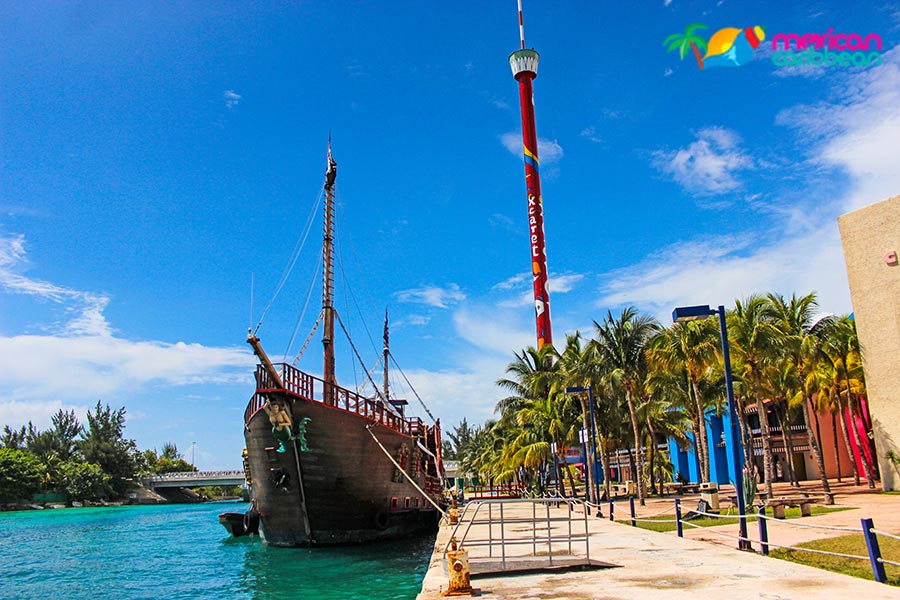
[838, 194, 900, 491]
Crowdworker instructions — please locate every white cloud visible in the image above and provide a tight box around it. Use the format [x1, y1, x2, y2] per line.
[223, 90, 242, 108]
[777, 46, 900, 212]
[550, 273, 585, 294]
[495, 272, 585, 307]
[395, 314, 431, 327]
[402, 355, 511, 425]
[0, 232, 113, 336]
[653, 126, 754, 196]
[580, 126, 603, 144]
[500, 132, 564, 164]
[0, 335, 254, 409]
[394, 283, 466, 309]
[488, 212, 520, 235]
[0, 399, 92, 431]
[453, 306, 535, 356]
[596, 228, 851, 321]
[492, 272, 529, 291]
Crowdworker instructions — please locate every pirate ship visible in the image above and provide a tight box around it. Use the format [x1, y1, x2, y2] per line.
[239, 144, 446, 546]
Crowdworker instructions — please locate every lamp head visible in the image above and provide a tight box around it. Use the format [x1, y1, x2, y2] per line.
[672, 305, 716, 323]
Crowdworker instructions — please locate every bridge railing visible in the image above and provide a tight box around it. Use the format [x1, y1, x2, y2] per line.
[143, 470, 244, 482]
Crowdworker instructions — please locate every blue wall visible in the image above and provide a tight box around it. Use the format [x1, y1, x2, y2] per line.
[669, 409, 742, 486]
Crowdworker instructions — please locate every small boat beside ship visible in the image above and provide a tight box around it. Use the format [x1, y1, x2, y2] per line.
[231, 143, 446, 546]
[218, 507, 259, 537]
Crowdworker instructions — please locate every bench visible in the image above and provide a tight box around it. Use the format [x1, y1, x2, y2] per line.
[611, 483, 633, 496]
[766, 495, 826, 519]
[664, 482, 701, 495]
[662, 482, 683, 495]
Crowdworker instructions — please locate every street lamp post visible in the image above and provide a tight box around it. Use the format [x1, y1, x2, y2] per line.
[579, 427, 590, 501]
[550, 441, 560, 497]
[672, 304, 749, 550]
[565, 386, 601, 508]
[191, 441, 196, 469]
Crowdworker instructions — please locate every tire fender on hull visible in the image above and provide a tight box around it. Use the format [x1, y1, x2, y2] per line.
[373, 510, 390, 530]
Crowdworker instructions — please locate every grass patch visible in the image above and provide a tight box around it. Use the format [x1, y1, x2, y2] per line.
[771, 533, 900, 585]
[630, 505, 850, 533]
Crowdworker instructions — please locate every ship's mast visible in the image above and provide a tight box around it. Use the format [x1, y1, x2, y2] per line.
[322, 141, 337, 405]
[382, 310, 390, 402]
[509, 0, 553, 349]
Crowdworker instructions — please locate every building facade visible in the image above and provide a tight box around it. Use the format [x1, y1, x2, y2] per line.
[839, 194, 900, 491]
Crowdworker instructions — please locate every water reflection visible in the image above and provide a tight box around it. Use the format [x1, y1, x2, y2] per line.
[237, 533, 434, 600]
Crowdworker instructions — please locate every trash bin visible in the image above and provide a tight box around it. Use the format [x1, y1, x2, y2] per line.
[624, 480, 635, 495]
[699, 482, 719, 511]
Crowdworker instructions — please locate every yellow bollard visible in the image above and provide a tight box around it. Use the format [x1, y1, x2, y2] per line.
[443, 537, 473, 596]
[446, 496, 460, 526]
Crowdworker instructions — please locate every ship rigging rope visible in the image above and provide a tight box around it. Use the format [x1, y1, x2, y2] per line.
[334, 189, 381, 358]
[335, 311, 391, 408]
[284, 250, 323, 361]
[292, 311, 323, 366]
[365, 425, 448, 518]
[357, 355, 384, 396]
[253, 188, 324, 335]
[388, 353, 437, 423]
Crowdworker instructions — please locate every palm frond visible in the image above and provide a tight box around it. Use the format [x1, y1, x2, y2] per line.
[685, 23, 708, 35]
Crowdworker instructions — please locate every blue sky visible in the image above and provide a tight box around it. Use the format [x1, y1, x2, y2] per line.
[2, 1, 899, 469]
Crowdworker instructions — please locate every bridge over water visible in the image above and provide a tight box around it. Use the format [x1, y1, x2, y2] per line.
[141, 470, 246, 490]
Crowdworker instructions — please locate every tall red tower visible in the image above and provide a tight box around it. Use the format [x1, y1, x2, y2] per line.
[510, 1, 552, 349]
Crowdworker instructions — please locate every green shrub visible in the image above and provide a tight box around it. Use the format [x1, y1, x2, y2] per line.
[0, 448, 44, 502]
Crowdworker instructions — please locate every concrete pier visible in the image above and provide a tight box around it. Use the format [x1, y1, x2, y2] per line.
[417, 500, 900, 600]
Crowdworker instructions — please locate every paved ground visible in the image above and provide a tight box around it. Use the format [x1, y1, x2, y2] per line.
[417, 480, 900, 600]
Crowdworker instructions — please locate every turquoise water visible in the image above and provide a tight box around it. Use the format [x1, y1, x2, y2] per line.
[0, 502, 434, 599]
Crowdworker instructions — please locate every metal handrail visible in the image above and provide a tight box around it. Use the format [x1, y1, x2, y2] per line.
[445, 498, 590, 571]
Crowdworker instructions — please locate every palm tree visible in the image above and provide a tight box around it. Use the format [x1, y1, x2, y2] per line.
[594, 307, 659, 505]
[727, 296, 782, 499]
[555, 332, 603, 503]
[496, 345, 558, 420]
[766, 292, 833, 500]
[645, 355, 696, 488]
[511, 391, 580, 496]
[821, 316, 876, 488]
[638, 382, 691, 494]
[810, 353, 861, 485]
[762, 360, 801, 487]
[648, 320, 719, 483]
[496, 343, 582, 496]
[664, 23, 709, 70]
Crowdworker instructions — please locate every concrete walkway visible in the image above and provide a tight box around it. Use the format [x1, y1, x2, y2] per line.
[417, 494, 900, 600]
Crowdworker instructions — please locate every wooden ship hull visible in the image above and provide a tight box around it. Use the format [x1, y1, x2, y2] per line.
[243, 362, 445, 546]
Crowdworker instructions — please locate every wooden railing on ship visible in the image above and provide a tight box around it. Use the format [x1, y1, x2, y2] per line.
[244, 362, 426, 438]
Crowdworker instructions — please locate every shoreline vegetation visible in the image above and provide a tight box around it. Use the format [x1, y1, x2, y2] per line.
[1, 400, 241, 512]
